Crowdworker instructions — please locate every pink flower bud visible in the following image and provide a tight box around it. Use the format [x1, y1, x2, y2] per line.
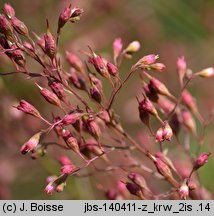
[125, 41, 141, 54]
[69, 68, 86, 90]
[46, 176, 57, 183]
[139, 54, 158, 65]
[177, 56, 186, 71]
[35, 83, 62, 107]
[107, 62, 118, 76]
[128, 172, 147, 189]
[11, 17, 29, 37]
[62, 113, 82, 125]
[49, 81, 66, 101]
[138, 97, 158, 117]
[44, 184, 55, 195]
[149, 77, 171, 97]
[179, 181, 189, 200]
[196, 67, 214, 78]
[90, 85, 102, 103]
[0, 14, 13, 39]
[181, 90, 197, 113]
[66, 51, 84, 73]
[70, 7, 84, 23]
[66, 136, 80, 154]
[10, 46, 26, 68]
[89, 55, 108, 76]
[58, 4, 72, 31]
[181, 110, 196, 135]
[20, 132, 42, 154]
[60, 164, 74, 174]
[162, 121, 173, 141]
[150, 63, 166, 72]
[61, 129, 72, 141]
[3, 3, 15, 19]
[113, 38, 123, 60]
[157, 96, 174, 115]
[85, 139, 103, 156]
[58, 156, 72, 166]
[156, 127, 164, 142]
[194, 153, 211, 170]
[23, 41, 33, 51]
[16, 100, 41, 118]
[89, 73, 103, 92]
[44, 30, 56, 59]
[86, 117, 101, 140]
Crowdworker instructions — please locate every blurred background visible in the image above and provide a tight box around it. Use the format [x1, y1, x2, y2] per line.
[0, 0, 214, 199]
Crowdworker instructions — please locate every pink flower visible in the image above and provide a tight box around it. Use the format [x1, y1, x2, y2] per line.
[107, 62, 118, 76]
[44, 184, 55, 195]
[113, 38, 123, 59]
[177, 56, 186, 71]
[60, 164, 74, 174]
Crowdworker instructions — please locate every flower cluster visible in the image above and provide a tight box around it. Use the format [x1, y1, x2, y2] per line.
[0, 3, 213, 200]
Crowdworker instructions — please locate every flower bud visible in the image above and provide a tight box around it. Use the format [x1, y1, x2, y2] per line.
[60, 164, 74, 174]
[20, 132, 42, 154]
[85, 139, 103, 156]
[66, 51, 84, 73]
[23, 41, 33, 51]
[125, 182, 144, 199]
[194, 152, 211, 170]
[128, 172, 147, 189]
[10, 47, 26, 68]
[44, 29, 56, 59]
[62, 113, 82, 125]
[113, 38, 123, 60]
[49, 81, 66, 101]
[58, 156, 72, 166]
[89, 54, 108, 76]
[138, 54, 158, 65]
[181, 90, 196, 111]
[179, 181, 189, 200]
[35, 83, 62, 107]
[90, 85, 102, 103]
[56, 182, 66, 193]
[138, 97, 158, 117]
[150, 63, 166, 72]
[0, 14, 14, 40]
[157, 96, 174, 115]
[3, 3, 15, 19]
[11, 16, 29, 37]
[58, 4, 72, 31]
[181, 110, 196, 135]
[86, 117, 101, 140]
[196, 67, 214, 78]
[66, 136, 80, 154]
[149, 77, 171, 97]
[69, 68, 86, 90]
[107, 62, 118, 76]
[177, 56, 186, 71]
[162, 121, 173, 141]
[156, 127, 164, 142]
[46, 175, 57, 184]
[44, 184, 55, 195]
[16, 100, 41, 118]
[125, 41, 141, 54]
[70, 7, 84, 23]
[62, 129, 72, 141]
